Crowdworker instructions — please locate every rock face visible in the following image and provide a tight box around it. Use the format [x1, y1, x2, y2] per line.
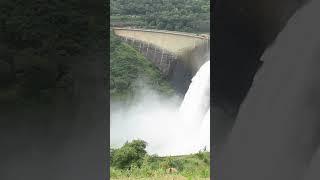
[215, 1, 320, 180]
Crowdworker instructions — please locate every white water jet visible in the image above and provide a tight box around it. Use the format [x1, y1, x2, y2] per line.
[199, 108, 210, 150]
[176, 60, 210, 153]
[179, 60, 210, 130]
[110, 60, 210, 156]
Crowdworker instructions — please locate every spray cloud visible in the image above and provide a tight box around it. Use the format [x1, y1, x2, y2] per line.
[111, 60, 210, 156]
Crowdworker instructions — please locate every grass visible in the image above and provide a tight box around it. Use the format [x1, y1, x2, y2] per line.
[110, 151, 210, 180]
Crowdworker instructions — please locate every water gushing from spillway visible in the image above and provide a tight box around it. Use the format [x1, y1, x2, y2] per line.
[176, 60, 210, 153]
[110, 60, 210, 156]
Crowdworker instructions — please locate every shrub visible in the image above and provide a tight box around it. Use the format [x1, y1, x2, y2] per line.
[195, 150, 205, 160]
[142, 154, 160, 170]
[160, 157, 184, 171]
[111, 139, 147, 169]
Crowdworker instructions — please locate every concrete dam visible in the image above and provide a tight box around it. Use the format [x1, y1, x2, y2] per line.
[112, 27, 210, 94]
[111, 28, 211, 155]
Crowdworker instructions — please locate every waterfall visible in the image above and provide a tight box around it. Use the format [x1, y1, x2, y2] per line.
[110, 60, 210, 156]
[176, 60, 210, 153]
[179, 60, 210, 128]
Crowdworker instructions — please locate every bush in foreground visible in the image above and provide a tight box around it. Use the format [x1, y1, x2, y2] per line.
[111, 139, 147, 169]
[110, 140, 210, 179]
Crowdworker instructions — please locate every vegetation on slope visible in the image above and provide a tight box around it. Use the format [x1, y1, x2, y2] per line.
[110, 140, 210, 179]
[110, 31, 175, 101]
[110, 0, 210, 33]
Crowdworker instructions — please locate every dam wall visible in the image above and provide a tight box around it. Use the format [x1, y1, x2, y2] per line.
[176, 40, 210, 74]
[112, 27, 210, 94]
[112, 27, 209, 54]
[119, 36, 178, 76]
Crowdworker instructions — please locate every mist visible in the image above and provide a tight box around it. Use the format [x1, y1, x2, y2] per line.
[111, 60, 210, 156]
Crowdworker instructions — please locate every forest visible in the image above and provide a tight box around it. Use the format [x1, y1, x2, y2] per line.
[110, 0, 210, 33]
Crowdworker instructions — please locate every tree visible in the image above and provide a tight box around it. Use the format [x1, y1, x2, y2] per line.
[110, 0, 210, 33]
[111, 139, 148, 169]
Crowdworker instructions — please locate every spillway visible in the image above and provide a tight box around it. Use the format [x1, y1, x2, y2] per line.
[110, 60, 210, 156]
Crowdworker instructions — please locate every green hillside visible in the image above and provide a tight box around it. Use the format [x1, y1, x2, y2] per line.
[110, 31, 175, 102]
[110, 0, 210, 33]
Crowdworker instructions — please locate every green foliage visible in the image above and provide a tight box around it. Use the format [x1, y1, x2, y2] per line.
[160, 157, 185, 171]
[110, 32, 175, 101]
[110, 0, 210, 33]
[142, 154, 160, 170]
[111, 139, 148, 169]
[110, 140, 210, 179]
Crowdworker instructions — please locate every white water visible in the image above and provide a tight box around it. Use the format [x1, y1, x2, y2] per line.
[176, 60, 210, 153]
[110, 60, 210, 156]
